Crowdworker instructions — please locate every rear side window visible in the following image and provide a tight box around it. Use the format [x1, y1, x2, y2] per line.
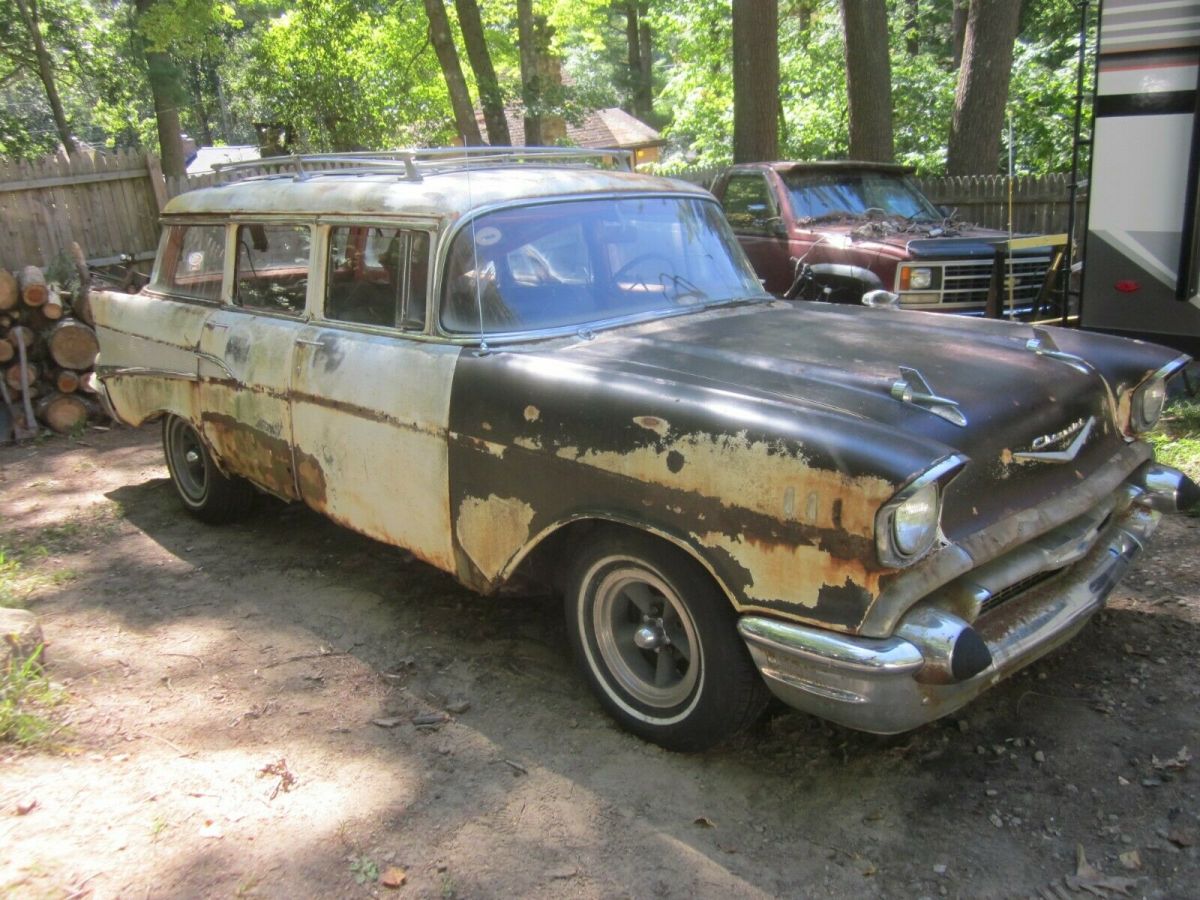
[325, 226, 430, 330]
[235, 224, 311, 316]
[150, 225, 226, 301]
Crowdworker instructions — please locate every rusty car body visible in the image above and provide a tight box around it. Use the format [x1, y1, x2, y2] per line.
[91, 148, 1197, 751]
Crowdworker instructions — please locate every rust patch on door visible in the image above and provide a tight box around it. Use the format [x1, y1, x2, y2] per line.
[200, 411, 299, 500]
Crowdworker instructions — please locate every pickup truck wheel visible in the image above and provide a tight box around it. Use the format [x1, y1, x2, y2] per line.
[565, 533, 768, 751]
[162, 415, 254, 523]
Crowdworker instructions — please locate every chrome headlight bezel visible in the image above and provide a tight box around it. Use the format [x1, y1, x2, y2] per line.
[875, 455, 966, 568]
[1129, 376, 1167, 434]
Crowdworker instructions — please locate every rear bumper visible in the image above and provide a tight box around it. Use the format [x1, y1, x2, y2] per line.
[737, 479, 1169, 734]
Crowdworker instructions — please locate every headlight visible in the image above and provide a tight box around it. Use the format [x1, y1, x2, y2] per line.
[875, 457, 963, 568]
[899, 266, 934, 291]
[892, 483, 939, 556]
[1130, 377, 1167, 433]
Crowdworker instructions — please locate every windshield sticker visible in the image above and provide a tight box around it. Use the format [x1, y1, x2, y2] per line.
[475, 226, 502, 247]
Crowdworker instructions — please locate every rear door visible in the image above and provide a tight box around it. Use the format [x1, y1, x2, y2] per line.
[196, 221, 312, 500]
[288, 223, 460, 571]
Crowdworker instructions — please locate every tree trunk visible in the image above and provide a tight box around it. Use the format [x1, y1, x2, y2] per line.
[623, 2, 654, 122]
[840, 0, 894, 162]
[952, 0, 969, 69]
[517, 0, 542, 145]
[948, 0, 1022, 175]
[136, 1, 188, 177]
[13, 0, 78, 156]
[423, 0, 483, 145]
[905, 0, 919, 56]
[732, 0, 779, 163]
[454, 0, 509, 145]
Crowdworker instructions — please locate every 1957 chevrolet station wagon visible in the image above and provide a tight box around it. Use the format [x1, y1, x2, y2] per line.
[92, 148, 1197, 751]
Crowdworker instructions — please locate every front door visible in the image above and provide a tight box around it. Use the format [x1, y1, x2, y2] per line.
[288, 224, 460, 571]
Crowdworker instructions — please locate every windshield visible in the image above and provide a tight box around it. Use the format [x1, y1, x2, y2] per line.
[441, 196, 766, 335]
[783, 171, 941, 223]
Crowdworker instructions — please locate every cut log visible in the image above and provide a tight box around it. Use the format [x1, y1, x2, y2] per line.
[0, 337, 12, 364]
[0, 269, 17, 310]
[47, 319, 99, 370]
[42, 286, 66, 321]
[19, 266, 48, 307]
[5, 361, 38, 393]
[36, 391, 89, 434]
[54, 368, 81, 393]
[69, 242, 93, 326]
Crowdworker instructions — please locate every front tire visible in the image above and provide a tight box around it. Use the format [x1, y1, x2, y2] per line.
[162, 415, 254, 523]
[564, 531, 768, 751]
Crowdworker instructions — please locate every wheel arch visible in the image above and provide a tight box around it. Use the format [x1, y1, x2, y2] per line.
[504, 514, 738, 607]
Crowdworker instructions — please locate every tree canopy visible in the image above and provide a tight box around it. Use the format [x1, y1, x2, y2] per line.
[0, 0, 1091, 175]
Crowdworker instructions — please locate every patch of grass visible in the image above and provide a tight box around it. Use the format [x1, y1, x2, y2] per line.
[348, 855, 379, 886]
[0, 647, 65, 747]
[0, 547, 78, 608]
[1149, 398, 1200, 485]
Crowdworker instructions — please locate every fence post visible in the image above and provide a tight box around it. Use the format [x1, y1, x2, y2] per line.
[145, 153, 168, 212]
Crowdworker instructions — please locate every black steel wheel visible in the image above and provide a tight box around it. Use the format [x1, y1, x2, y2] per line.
[162, 415, 254, 523]
[564, 530, 768, 751]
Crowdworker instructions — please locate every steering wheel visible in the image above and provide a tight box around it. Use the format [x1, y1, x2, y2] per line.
[614, 253, 675, 282]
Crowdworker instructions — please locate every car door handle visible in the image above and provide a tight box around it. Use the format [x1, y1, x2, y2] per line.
[296, 338, 325, 347]
[207, 322, 229, 330]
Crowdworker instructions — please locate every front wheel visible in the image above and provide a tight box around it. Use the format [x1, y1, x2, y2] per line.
[162, 415, 254, 523]
[564, 531, 768, 751]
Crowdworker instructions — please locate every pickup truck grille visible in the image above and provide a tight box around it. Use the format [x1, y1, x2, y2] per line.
[941, 256, 1052, 308]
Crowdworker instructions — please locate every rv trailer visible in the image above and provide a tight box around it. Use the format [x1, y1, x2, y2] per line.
[1083, 0, 1200, 355]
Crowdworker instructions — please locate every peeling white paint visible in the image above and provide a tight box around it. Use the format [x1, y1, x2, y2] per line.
[456, 494, 536, 578]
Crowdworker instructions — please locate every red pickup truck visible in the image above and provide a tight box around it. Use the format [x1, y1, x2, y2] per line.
[710, 161, 1057, 315]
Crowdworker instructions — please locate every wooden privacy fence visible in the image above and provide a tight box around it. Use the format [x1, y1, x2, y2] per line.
[0, 150, 168, 272]
[913, 173, 1087, 238]
[0, 149, 1086, 272]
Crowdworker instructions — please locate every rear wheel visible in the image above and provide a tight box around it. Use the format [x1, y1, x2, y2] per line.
[162, 415, 254, 523]
[564, 530, 768, 751]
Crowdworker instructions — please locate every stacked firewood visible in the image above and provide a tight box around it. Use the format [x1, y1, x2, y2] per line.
[0, 247, 104, 439]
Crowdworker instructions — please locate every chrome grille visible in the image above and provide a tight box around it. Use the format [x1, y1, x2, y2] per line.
[941, 256, 1052, 306]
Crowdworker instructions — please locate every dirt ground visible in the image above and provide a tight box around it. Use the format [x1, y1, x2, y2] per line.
[1, 425, 1197, 900]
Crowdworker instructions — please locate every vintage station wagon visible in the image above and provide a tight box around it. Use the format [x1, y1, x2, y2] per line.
[92, 149, 1197, 751]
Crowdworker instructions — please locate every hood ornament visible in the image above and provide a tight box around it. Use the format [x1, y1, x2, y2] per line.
[1012, 416, 1095, 463]
[891, 366, 967, 427]
[1026, 326, 1091, 374]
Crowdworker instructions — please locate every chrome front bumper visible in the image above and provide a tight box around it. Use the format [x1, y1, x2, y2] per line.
[737, 473, 1176, 734]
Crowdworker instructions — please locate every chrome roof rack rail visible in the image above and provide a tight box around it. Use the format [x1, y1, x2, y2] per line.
[211, 146, 634, 184]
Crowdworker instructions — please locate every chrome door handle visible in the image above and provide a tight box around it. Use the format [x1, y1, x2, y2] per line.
[296, 338, 325, 347]
[207, 322, 229, 330]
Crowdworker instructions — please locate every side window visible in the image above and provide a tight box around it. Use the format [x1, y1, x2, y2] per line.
[326, 226, 430, 330]
[721, 175, 774, 235]
[234, 223, 311, 316]
[149, 224, 226, 301]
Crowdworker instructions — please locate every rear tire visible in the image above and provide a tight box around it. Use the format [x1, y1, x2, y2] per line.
[564, 530, 768, 751]
[162, 415, 254, 523]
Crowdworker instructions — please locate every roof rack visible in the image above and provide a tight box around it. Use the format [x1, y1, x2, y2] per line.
[211, 146, 635, 183]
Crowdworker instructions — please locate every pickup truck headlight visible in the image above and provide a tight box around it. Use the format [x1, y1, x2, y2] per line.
[898, 266, 936, 292]
[876, 456, 965, 568]
[1129, 377, 1167, 433]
